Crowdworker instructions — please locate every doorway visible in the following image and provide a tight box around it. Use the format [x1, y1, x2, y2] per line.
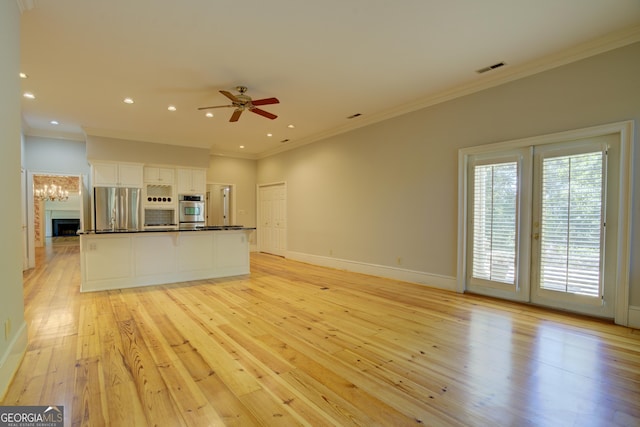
[33, 174, 81, 247]
[26, 172, 85, 269]
[206, 183, 235, 226]
[458, 122, 633, 324]
[258, 182, 287, 257]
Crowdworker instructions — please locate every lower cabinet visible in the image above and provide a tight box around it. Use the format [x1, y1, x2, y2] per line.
[178, 232, 214, 272]
[81, 235, 132, 281]
[80, 230, 251, 292]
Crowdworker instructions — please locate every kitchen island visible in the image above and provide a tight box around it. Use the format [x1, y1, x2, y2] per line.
[79, 227, 255, 292]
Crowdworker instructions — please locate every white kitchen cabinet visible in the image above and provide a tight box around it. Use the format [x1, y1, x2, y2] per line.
[177, 168, 206, 194]
[92, 161, 143, 188]
[79, 229, 252, 292]
[80, 234, 133, 283]
[144, 166, 175, 184]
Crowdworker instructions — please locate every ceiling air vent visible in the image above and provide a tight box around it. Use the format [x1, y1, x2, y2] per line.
[476, 61, 506, 74]
[347, 113, 362, 119]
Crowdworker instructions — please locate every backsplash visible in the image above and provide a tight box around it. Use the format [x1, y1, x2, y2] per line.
[144, 209, 175, 226]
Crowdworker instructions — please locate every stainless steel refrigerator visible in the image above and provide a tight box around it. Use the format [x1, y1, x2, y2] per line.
[93, 186, 141, 231]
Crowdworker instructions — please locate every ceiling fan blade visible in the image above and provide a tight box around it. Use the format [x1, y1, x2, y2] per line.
[197, 104, 233, 110]
[249, 107, 277, 120]
[220, 90, 240, 102]
[251, 97, 280, 106]
[229, 109, 243, 122]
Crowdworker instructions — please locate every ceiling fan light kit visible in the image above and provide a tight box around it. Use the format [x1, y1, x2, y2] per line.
[198, 86, 279, 122]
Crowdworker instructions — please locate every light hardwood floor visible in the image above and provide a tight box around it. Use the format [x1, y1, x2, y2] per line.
[3, 238, 640, 426]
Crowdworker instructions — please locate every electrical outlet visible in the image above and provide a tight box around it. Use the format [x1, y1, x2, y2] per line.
[329, 249, 333, 256]
[396, 257, 402, 266]
[4, 318, 11, 341]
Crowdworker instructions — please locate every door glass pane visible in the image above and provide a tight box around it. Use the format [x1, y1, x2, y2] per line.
[472, 162, 518, 285]
[539, 151, 604, 297]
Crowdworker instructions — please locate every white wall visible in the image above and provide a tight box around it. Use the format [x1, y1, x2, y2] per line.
[86, 134, 210, 168]
[24, 136, 89, 175]
[0, 1, 27, 398]
[207, 156, 257, 229]
[257, 42, 640, 306]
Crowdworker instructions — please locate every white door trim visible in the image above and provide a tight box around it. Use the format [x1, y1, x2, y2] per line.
[457, 120, 634, 325]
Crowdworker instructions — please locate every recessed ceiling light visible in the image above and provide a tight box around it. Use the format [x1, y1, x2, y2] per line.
[50, 120, 59, 125]
[23, 92, 35, 99]
[267, 133, 273, 137]
[239, 145, 245, 149]
[19, 72, 28, 79]
[205, 112, 214, 118]
[123, 97, 134, 104]
[287, 124, 295, 129]
[168, 105, 176, 111]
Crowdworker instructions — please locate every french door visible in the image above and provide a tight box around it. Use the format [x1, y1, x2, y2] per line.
[465, 148, 531, 302]
[465, 134, 619, 318]
[530, 136, 618, 317]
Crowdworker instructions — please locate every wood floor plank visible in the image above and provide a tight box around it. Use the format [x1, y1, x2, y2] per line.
[72, 357, 109, 427]
[2, 238, 640, 426]
[128, 294, 226, 426]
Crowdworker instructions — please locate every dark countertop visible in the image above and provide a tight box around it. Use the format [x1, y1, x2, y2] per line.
[78, 226, 256, 235]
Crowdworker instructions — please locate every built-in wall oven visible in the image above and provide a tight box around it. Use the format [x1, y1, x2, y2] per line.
[179, 194, 205, 229]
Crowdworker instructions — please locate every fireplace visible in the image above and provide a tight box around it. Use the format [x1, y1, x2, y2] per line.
[52, 218, 80, 236]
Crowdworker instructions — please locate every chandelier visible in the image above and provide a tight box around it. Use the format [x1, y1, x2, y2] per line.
[34, 184, 69, 202]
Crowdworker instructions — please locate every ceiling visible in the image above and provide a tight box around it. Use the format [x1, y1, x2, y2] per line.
[19, 0, 640, 159]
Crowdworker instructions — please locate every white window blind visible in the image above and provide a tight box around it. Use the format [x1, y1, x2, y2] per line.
[539, 151, 604, 297]
[472, 162, 518, 285]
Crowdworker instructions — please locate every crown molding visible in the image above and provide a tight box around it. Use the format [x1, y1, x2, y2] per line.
[208, 149, 258, 160]
[23, 127, 85, 142]
[258, 24, 640, 159]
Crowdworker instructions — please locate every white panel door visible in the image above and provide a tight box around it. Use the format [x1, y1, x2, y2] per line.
[21, 168, 28, 270]
[259, 183, 286, 256]
[273, 186, 287, 253]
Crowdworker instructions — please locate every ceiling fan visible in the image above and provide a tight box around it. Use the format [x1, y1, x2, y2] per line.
[198, 86, 279, 122]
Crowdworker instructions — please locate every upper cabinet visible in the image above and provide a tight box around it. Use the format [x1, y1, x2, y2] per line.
[92, 162, 205, 192]
[143, 166, 175, 184]
[177, 168, 206, 194]
[92, 162, 143, 188]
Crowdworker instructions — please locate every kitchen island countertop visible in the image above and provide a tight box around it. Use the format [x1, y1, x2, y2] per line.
[78, 226, 256, 234]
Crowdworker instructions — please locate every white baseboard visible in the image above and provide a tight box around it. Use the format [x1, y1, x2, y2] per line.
[628, 306, 640, 329]
[0, 320, 28, 400]
[286, 251, 457, 291]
